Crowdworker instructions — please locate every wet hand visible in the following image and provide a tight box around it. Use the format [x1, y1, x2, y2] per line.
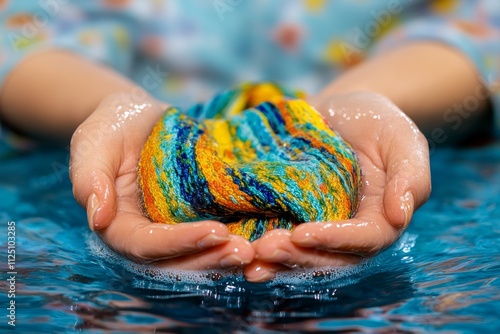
[70, 92, 254, 270]
[245, 92, 431, 282]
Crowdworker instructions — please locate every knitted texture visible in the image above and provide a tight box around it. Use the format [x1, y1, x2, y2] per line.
[138, 83, 361, 241]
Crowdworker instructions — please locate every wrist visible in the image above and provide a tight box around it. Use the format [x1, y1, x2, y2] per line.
[84, 89, 170, 135]
[313, 41, 489, 137]
[312, 66, 406, 113]
[0, 50, 154, 142]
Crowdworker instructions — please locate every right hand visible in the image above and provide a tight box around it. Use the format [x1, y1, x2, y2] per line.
[244, 91, 431, 282]
[70, 91, 254, 269]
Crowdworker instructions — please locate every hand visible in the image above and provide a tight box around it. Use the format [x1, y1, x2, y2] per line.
[244, 91, 431, 282]
[70, 91, 254, 269]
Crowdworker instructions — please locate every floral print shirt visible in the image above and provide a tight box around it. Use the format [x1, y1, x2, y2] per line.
[1, 0, 499, 144]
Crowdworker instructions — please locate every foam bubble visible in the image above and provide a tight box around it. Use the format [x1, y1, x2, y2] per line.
[88, 232, 416, 289]
[87, 233, 242, 286]
[267, 259, 379, 287]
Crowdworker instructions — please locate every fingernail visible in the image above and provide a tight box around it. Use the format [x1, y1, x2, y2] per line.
[290, 232, 317, 247]
[401, 191, 414, 227]
[248, 268, 275, 283]
[86, 193, 100, 231]
[197, 234, 229, 248]
[267, 249, 291, 262]
[219, 254, 246, 268]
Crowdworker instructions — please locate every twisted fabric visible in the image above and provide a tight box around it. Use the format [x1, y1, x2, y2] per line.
[138, 83, 361, 241]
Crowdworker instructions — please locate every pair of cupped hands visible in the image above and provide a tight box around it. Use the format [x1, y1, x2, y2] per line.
[69, 89, 430, 282]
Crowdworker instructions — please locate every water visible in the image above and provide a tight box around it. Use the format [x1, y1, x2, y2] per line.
[0, 144, 499, 333]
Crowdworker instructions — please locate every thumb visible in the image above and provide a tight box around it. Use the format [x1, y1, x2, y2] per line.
[383, 125, 431, 229]
[70, 121, 119, 231]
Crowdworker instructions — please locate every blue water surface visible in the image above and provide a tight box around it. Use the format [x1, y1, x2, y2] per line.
[0, 144, 499, 333]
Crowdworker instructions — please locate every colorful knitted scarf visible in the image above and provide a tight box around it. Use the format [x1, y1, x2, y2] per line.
[138, 83, 360, 241]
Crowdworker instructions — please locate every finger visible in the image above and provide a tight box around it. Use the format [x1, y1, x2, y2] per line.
[245, 231, 292, 282]
[291, 210, 400, 257]
[70, 119, 120, 231]
[100, 214, 233, 263]
[244, 260, 283, 282]
[246, 230, 359, 282]
[256, 229, 360, 264]
[156, 235, 254, 270]
[70, 93, 166, 232]
[382, 118, 431, 228]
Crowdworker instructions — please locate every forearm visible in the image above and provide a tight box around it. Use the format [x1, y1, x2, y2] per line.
[0, 50, 146, 142]
[316, 41, 491, 139]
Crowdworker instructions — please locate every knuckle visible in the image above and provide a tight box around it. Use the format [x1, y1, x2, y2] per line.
[128, 244, 152, 264]
[359, 243, 382, 257]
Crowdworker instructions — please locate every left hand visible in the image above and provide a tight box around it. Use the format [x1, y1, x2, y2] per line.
[244, 91, 431, 282]
[70, 92, 255, 270]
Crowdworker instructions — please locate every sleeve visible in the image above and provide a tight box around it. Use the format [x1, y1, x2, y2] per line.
[372, 0, 500, 137]
[0, 1, 141, 151]
[0, 1, 140, 91]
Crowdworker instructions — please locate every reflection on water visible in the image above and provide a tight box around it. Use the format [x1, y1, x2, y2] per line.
[84, 232, 416, 332]
[0, 145, 499, 333]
